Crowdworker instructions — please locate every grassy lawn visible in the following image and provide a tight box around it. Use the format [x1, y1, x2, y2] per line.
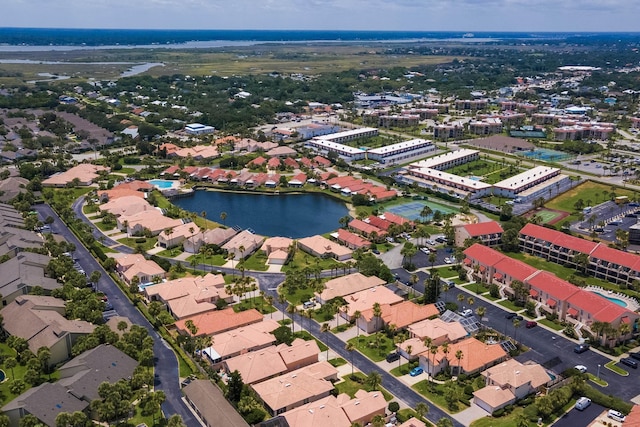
[430, 266, 460, 278]
[546, 180, 636, 213]
[335, 373, 393, 401]
[588, 373, 608, 387]
[156, 248, 184, 258]
[462, 283, 490, 295]
[186, 253, 227, 267]
[83, 204, 100, 214]
[446, 159, 523, 184]
[539, 318, 564, 331]
[282, 286, 319, 306]
[328, 358, 347, 367]
[470, 407, 535, 427]
[95, 220, 116, 232]
[118, 237, 158, 251]
[390, 362, 417, 377]
[605, 360, 629, 376]
[241, 252, 269, 271]
[233, 296, 276, 315]
[347, 334, 396, 362]
[281, 251, 341, 273]
[497, 299, 524, 312]
[412, 380, 465, 414]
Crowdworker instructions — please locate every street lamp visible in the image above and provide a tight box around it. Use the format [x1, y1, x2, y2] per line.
[597, 364, 601, 379]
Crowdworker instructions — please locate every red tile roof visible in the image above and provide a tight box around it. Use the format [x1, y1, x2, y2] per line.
[367, 216, 392, 231]
[526, 271, 578, 301]
[493, 257, 538, 282]
[337, 229, 371, 249]
[520, 223, 597, 254]
[463, 221, 504, 237]
[590, 245, 640, 271]
[349, 219, 383, 236]
[463, 244, 505, 266]
[382, 212, 411, 226]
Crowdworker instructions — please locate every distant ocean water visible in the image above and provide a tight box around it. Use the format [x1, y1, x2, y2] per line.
[1, 28, 637, 50]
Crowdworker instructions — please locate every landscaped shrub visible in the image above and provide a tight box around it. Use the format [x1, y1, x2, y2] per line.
[388, 402, 400, 413]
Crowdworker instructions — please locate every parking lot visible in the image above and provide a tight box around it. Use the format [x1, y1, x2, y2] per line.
[575, 200, 640, 241]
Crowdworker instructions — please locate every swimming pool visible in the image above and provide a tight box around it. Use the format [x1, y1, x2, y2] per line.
[592, 291, 627, 308]
[148, 179, 176, 190]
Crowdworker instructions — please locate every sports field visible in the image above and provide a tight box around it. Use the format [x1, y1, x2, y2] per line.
[386, 200, 457, 221]
[525, 208, 570, 225]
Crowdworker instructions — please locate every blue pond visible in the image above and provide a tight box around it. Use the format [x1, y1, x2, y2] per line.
[174, 190, 349, 238]
[0, 370, 5, 382]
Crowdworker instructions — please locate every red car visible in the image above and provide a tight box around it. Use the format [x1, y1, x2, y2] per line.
[525, 321, 537, 329]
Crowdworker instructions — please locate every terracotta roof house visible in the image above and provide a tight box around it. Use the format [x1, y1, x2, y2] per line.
[144, 273, 229, 319]
[248, 156, 267, 168]
[280, 389, 386, 427]
[99, 196, 153, 217]
[182, 380, 249, 427]
[454, 221, 504, 247]
[397, 419, 427, 427]
[223, 338, 319, 384]
[261, 237, 293, 265]
[380, 212, 412, 228]
[98, 188, 147, 202]
[223, 230, 265, 261]
[116, 209, 184, 236]
[251, 361, 338, 416]
[625, 404, 640, 427]
[113, 180, 153, 192]
[42, 163, 109, 187]
[202, 319, 280, 365]
[267, 157, 281, 169]
[112, 253, 166, 285]
[175, 308, 264, 336]
[335, 228, 371, 250]
[473, 359, 551, 414]
[281, 395, 351, 427]
[157, 222, 201, 249]
[366, 215, 392, 231]
[284, 157, 299, 168]
[0, 252, 59, 304]
[288, 172, 307, 188]
[342, 286, 403, 320]
[418, 337, 508, 376]
[298, 235, 352, 261]
[1, 295, 95, 366]
[183, 226, 237, 254]
[267, 146, 298, 158]
[316, 273, 386, 304]
[359, 301, 439, 333]
[407, 318, 468, 344]
[313, 156, 332, 167]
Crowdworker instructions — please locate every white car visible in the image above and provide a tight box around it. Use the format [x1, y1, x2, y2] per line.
[574, 365, 587, 373]
[444, 257, 452, 264]
[420, 247, 430, 254]
[608, 410, 626, 422]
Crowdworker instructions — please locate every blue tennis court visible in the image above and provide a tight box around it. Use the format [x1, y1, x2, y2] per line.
[386, 200, 456, 221]
[516, 148, 573, 162]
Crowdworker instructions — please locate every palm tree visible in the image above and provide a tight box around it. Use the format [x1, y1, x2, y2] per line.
[345, 342, 356, 376]
[286, 304, 297, 333]
[366, 371, 382, 391]
[372, 302, 383, 332]
[454, 350, 464, 376]
[415, 402, 429, 422]
[278, 294, 287, 322]
[321, 323, 331, 360]
[220, 211, 227, 227]
[513, 318, 521, 342]
[476, 306, 486, 319]
[353, 310, 362, 339]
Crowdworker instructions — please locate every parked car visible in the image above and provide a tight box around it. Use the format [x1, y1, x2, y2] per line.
[574, 344, 590, 354]
[621, 358, 638, 369]
[629, 352, 640, 361]
[435, 237, 446, 243]
[608, 409, 626, 422]
[525, 321, 537, 328]
[513, 315, 524, 322]
[372, 249, 380, 255]
[420, 247, 430, 254]
[302, 301, 315, 309]
[444, 257, 452, 264]
[459, 309, 474, 318]
[409, 367, 424, 377]
[504, 312, 517, 319]
[386, 352, 401, 363]
[575, 397, 591, 411]
[574, 365, 587, 373]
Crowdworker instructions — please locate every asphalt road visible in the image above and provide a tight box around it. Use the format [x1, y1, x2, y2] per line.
[34, 203, 200, 427]
[553, 402, 605, 427]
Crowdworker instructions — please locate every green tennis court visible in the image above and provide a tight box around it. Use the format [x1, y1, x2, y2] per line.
[386, 201, 456, 221]
[527, 208, 569, 224]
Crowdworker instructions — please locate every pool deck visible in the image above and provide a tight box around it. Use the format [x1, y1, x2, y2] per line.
[585, 285, 640, 311]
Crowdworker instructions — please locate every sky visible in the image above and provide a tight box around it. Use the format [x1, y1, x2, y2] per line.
[2, 0, 640, 32]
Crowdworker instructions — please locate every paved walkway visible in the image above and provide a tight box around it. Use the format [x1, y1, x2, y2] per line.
[456, 404, 491, 426]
